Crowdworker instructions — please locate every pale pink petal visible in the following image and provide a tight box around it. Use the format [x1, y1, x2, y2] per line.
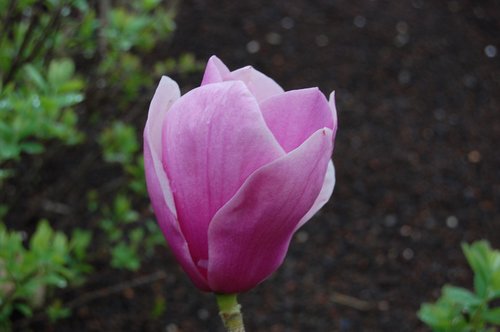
[207, 128, 334, 293]
[144, 138, 210, 290]
[144, 77, 209, 289]
[162, 81, 284, 275]
[260, 88, 334, 152]
[329, 91, 339, 139]
[295, 160, 335, 231]
[227, 66, 284, 102]
[201, 55, 231, 85]
[144, 76, 180, 215]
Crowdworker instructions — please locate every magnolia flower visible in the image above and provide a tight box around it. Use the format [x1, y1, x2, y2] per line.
[144, 56, 337, 293]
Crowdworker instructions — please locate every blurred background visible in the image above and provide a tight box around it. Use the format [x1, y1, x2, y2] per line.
[0, 0, 499, 331]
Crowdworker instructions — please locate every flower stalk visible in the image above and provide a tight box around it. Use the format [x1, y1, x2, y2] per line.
[216, 294, 245, 332]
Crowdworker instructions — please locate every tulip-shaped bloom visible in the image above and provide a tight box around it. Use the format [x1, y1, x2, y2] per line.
[144, 56, 337, 293]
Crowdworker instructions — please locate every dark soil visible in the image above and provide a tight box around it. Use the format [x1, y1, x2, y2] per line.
[4, 0, 500, 331]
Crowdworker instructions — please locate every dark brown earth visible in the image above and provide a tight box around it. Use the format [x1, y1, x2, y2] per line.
[4, 0, 500, 331]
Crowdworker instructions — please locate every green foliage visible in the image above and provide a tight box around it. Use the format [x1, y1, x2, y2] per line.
[150, 296, 167, 319]
[0, 0, 197, 181]
[418, 241, 500, 332]
[0, 220, 91, 328]
[80, 1, 177, 102]
[97, 120, 162, 271]
[100, 195, 164, 271]
[0, 59, 84, 181]
[1, 1, 199, 325]
[154, 52, 204, 78]
[0, 0, 87, 181]
[99, 121, 139, 164]
[125, 156, 147, 196]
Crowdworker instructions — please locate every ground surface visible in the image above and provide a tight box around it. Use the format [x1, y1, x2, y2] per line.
[4, 0, 500, 331]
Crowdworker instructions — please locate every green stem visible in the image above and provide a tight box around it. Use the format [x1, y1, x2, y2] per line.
[216, 294, 245, 332]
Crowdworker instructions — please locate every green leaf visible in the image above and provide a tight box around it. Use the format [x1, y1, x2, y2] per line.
[14, 303, 33, 317]
[70, 229, 92, 260]
[481, 307, 500, 325]
[418, 303, 452, 329]
[20, 141, 44, 154]
[24, 64, 47, 91]
[111, 242, 140, 271]
[442, 285, 482, 307]
[462, 241, 491, 298]
[30, 220, 53, 252]
[46, 299, 71, 322]
[48, 58, 75, 87]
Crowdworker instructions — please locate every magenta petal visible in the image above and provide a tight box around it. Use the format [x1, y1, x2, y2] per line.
[162, 81, 284, 273]
[228, 66, 284, 102]
[207, 128, 334, 293]
[295, 160, 335, 231]
[144, 77, 209, 290]
[144, 139, 210, 291]
[201, 55, 231, 85]
[260, 88, 334, 152]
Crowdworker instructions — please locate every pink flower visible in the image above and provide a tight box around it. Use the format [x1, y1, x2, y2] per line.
[144, 56, 337, 293]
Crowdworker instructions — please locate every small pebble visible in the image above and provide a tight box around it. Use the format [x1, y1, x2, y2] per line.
[315, 34, 329, 47]
[281, 17, 294, 29]
[246, 40, 260, 54]
[434, 108, 446, 121]
[296, 231, 309, 243]
[446, 215, 459, 228]
[384, 214, 397, 227]
[197, 308, 209, 320]
[467, 150, 481, 163]
[353, 15, 367, 28]
[165, 324, 179, 332]
[396, 21, 408, 34]
[398, 70, 411, 84]
[400, 225, 412, 237]
[266, 32, 282, 45]
[463, 74, 477, 88]
[378, 300, 390, 311]
[402, 248, 414, 260]
[485, 45, 497, 58]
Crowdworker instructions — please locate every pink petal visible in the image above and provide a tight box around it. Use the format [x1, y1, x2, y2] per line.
[144, 76, 209, 290]
[144, 138, 210, 290]
[144, 76, 180, 215]
[162, 81, 284, 275]
[227, 66, 284, 102]
[329, 91, 339, 140]
[295, 160, 335, 231]
[207, 128, 334, 293]
[260, 88, 334, 152]
[201, 55, 230, 85]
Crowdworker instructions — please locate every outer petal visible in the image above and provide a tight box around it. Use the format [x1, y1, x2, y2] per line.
[295, 160, 335, 231]
[329, 91, 339, 140]
[201, 55, 230, 85]
[292, 90, 338, 228]
[144, 138, 210, 290]
[260, 88, 334, 152]
[162, 81, 284, 275]
[227, 66, 284, 102]
[144, 77, 209, 290]
[207, 128, 334, 293]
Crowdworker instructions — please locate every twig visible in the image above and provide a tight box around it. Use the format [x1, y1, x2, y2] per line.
[97, 0, 110, 57]
[0, 0, 17, 45]
[22, 5, 63, 66]
[2, 4, 41, 85]
[14, 270, 168, 328]
[331, 291, 373, 311]
[66, 270, 167, 309]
